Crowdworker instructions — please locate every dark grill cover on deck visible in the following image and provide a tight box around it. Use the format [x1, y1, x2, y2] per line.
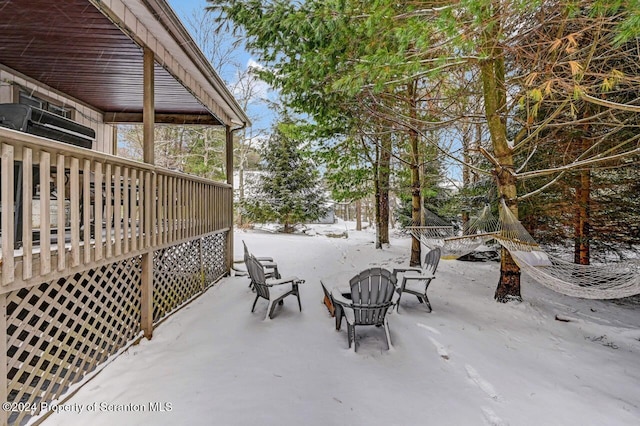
[0, 103, 95, 149]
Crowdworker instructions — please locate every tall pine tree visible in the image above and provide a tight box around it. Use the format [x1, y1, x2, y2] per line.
[241, 120, 327, 233]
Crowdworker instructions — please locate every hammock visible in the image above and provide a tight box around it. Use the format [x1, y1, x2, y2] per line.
[494, 201, 640, 299]
[407, 205, 500, 259]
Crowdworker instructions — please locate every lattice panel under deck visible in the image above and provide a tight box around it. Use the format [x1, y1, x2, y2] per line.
[6, 257, 142, 425]
[202, 232, 227, 289]
[3, 234, 228, 425]
[153, 239, 203, 322]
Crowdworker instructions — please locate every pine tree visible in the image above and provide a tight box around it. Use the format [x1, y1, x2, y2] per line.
[241, 120, 327, 233]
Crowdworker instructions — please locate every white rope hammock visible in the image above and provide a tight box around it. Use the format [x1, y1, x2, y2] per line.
[407, 205, 500, 259]
[407, 202, 640, 299]
[494, 201, 640, 299]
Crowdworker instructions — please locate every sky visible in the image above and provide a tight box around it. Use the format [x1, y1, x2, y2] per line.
[167, 0, 277, 135]
[36, 223, 640, 426]
[167, 0, 210, 23]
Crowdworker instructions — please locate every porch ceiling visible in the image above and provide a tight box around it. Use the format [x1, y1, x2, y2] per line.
[0, 0, 230, 126]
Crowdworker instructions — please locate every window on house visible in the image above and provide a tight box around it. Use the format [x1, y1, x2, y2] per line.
[18, 91, 73, 119]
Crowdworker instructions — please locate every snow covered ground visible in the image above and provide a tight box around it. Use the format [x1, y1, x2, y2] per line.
[38, 222, 640, 426]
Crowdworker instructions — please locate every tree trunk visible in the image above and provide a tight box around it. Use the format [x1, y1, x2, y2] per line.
[574, 165, 591, 265]
[379, 133, 391, 246]
[356, 199, 362, 231]
[408, 81, 422, 267]
[283, 213, 294, 233]
[494, 199, 521, 302]
[462, 211, 470, 233]
[479, 2, 521, 302]
[461, 121, 472, 231]
[495, 245, 522, 302]
[374, 144, 382, 249]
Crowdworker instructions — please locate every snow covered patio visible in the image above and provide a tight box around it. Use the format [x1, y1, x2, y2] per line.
[41, 225, 640, 426]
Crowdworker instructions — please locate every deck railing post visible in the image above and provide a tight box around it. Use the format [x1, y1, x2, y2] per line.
[1, 144, 15, 285]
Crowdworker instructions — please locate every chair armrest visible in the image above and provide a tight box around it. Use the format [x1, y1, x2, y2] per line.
[331, 288, 352, 307]
[403, 274, 435, 282]
[266, 276, 304, 286]
[392, 267, 421, 278]
[399, 274, 436, 293]
[255, 256, 274, 262]
[331, 290, 356, 324]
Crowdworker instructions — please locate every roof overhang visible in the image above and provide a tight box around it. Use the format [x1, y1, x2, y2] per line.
[0, 0, 249, 128]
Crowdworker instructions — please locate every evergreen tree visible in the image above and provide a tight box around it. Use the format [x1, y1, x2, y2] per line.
[211, 0, 640, 302]
[241, 120, 328, 233]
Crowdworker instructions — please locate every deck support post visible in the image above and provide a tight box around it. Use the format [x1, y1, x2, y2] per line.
[0, 294, 7, 426]
[226, 125, 234, 273]
[141, 46, 155, 339]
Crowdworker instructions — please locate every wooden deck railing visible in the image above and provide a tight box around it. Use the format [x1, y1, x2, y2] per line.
[0, 126, 233, 425]
[0, 126, 232, 292]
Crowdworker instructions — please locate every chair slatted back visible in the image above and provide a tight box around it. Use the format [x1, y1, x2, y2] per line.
[349, 268, 396, 326]
[243, 240, 256, 288]
[423, 247, 441, 275]
[242, 240, 251, 263]
[247, 255, 270, 300]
